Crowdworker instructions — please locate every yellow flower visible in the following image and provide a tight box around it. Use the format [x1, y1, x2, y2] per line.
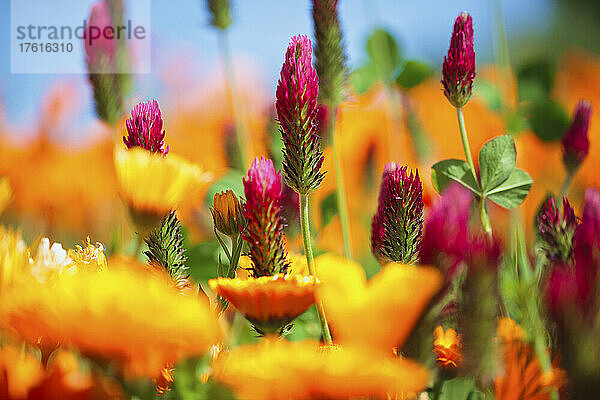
[213, 339, 429, 400]
[67, 236, 107, 272]
[209, 274, 317, 335]
[114, 147, 213, 231]
[0, 226, 29, 291]
[0, 261, 222, 377]
[0, 176, 12, 215]
[433, 325, 462, 368]
[316, 253, 443, 354]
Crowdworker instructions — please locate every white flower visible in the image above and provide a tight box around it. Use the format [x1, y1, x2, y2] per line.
[30, 238, 72, 283]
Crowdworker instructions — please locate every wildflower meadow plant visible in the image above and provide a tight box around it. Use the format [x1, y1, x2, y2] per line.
[3, 2, 600, 399]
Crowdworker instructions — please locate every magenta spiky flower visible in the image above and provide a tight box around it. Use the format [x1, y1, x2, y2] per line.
[573, 188, 600, 282]
[562, 101, 592, 173]
[276, 35, 324, 195]
[123, 100, 169, 155]
[84, 1, 116, 67]
[242, 157, 290, 277]
[370, 163, 424, 264]
[420, 183, 472, 277]
[537, 196, 578, 263]
[442, 12, 476, 108]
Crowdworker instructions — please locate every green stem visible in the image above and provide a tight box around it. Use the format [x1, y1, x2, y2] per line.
[479, 198, 493, 237]
[218, 31, 248, 169]
[457, 107, 492, 236]
[132, 234, 144, 258]
[299, 194, 333, 344]
[456, 107, 478, 183]
[227, 234, 242, 278]
[560, 168, 576, 197]
[329, 108, 353, 260]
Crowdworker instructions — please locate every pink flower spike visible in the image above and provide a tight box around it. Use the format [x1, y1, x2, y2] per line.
[562, 100, 592, 173]
[276, 35, 324, 195]
[420, 183, 473, 277]
[84, 1, 116, 68]
[123, 100, 170, 155]
[442, 12, 476, 108]
[242, 157, 289, 277]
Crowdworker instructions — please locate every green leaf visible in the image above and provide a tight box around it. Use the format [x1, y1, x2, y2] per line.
[437, 377, 478, 400]
[528, 99, 570, 142]
[350, 64, 377, 94]
[395, 60, 432, 89]
[366, 28, 402, 84]
[517, 59, 556, 102]
[431, 159, 480, 195]
[487, 168, 533, 209]
[320, 191, 338, 228]
[206, 169, 245, 204]
[474, 80, 503, 112]
[478, 135, 516, 193]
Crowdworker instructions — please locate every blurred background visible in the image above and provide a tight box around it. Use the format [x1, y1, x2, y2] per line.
[0, 0, 599, 276]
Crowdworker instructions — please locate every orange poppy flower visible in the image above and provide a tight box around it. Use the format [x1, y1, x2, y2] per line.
[213, 339, 429, 400]
[0, 261, 222, 377]
[315, 253, 443, 354]
[433, 325, 462, 368]
[494, 318, 564, 400]
[209, 274, 317, 335]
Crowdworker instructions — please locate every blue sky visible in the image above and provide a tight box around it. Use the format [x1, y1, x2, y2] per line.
[0, 0, 553, 127]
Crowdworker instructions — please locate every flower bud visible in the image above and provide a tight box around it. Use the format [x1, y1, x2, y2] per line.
[212, 190, 245, 237]
[562, 101, 592, 173]
[123, 100, 169, 155]
[442, 12, 476, 108]
[312, 0, 347, 108]
[370, 163, 424, 264]
[537, 196, 578, 263]
[276, 35, 324, 195]
[84, 0, 131, 125]
[242, 157, 289, 277]
[206, 0, 232, 30]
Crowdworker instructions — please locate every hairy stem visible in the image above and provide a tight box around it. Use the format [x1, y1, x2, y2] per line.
[300, 194, 333, 344]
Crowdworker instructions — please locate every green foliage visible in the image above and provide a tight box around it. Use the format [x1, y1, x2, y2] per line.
[186, 240, 222, 282]
[431, 159, 480, 195]
[206, 170, 245, 204]
[145, 210, 188, 280]
[474, 81, 503, 112]
[478, 135, 517, 192]
[435, 377, 480, 400]
[366, 28, 402, 84]
[528, 99, 570, 142]
[432, 135, 532, 210]
[517, 59, 556, 102]
[350, 28, 431, 94]
[486, 168, 533, 209]
[320, 191, 338, 228]
[396, 60, 432, 89]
